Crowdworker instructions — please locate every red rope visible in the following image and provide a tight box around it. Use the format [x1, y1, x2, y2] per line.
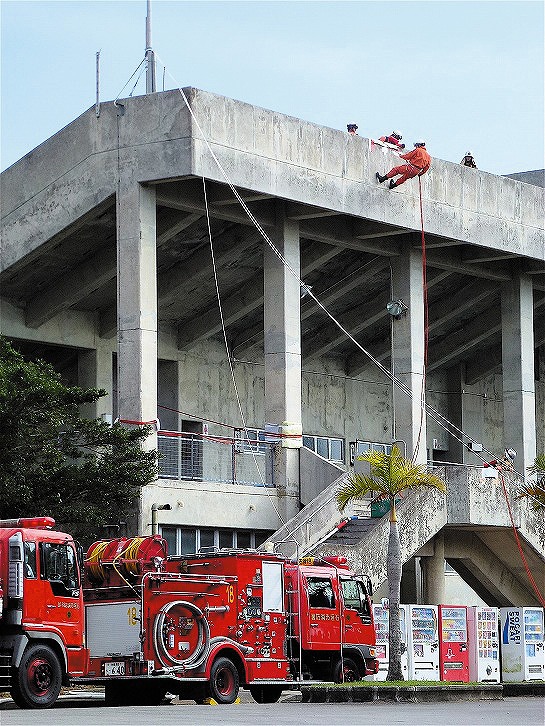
[499, 471, 545, 606]
[418, 176, 429, 368]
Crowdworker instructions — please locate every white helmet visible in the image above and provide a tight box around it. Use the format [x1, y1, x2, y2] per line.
[465, 151, 473, 156]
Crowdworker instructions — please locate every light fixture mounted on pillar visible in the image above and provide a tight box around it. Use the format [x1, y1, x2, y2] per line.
[386, 299, 408, 320]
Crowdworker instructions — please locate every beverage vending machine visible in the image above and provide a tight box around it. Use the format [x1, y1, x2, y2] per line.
[467, 606, 500, 683]
[404, 604, 440, 680]
[370, 603, 408, 680]
[438, 605, 469, 682]
[500, 607, 545, 681]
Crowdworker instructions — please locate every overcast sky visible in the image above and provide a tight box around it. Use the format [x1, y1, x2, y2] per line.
[1, 0, 543, 175]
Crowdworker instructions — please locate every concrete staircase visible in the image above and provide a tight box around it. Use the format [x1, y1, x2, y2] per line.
[264, 464, 545, 606]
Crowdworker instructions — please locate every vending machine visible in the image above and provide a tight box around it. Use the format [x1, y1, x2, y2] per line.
[438, 605, 469, 682]
[404, 604, 440, 680]
[500, 607, 545, 682]
[467, 606, 500, 683]
[370, 603, 408, 680]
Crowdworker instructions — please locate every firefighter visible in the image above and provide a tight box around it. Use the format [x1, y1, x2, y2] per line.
[379, 131, 405, 149]
[376, 140, 431, 189]
[347, 123, 358, 135]
[461, 151, 477, 168]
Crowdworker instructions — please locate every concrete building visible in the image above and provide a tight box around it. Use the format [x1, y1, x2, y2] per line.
[1, 88, 544, 603]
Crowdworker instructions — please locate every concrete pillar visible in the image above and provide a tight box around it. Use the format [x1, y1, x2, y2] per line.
[422, 531, 445, 604]
[116, 181, 158, 451]
[264, 202, 302, 522]
[446, 365, 464, 464]
[501, 273, 536, 475]
[78, 346, 113, 420]
[390, 243, 427, 465]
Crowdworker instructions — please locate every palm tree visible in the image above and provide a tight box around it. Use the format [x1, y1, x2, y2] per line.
[518, 454, 545, 508]
[337, 445, 446, 681]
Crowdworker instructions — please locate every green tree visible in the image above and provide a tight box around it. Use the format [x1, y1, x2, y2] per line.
[337, 445, 445, 681]
[518, 454, 545, 508]
[0, 337, 157, 545]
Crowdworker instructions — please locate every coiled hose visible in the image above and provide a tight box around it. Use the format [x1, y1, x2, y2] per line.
[153, 600, 211, 670]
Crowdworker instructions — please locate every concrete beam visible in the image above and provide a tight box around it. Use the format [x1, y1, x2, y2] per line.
[25, 245, 116, 328]
[443, 529, 538, 606]
[426, 248, 512, 281]
[181, 241, 346, 353]
[300, 217, 405, 256]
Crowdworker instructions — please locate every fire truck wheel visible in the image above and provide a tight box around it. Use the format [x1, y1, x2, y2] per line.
[249, 685, 283, 703]
[208, 656, 239, 704]
[11, 644, 63, 709]
[332, 656, 361, 684]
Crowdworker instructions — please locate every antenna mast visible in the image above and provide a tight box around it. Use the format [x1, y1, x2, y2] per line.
[145, 0, 156, 93]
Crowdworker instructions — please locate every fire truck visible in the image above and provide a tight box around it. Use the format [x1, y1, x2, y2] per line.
[0, 517, 378, 709]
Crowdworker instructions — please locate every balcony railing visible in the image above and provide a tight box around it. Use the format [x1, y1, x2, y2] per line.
[157, 430, 275, 487]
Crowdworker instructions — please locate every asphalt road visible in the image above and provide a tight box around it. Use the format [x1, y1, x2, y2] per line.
[1, 695, 544, 726]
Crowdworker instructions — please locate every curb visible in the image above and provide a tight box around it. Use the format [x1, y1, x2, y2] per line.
[301, 684, 505, 703]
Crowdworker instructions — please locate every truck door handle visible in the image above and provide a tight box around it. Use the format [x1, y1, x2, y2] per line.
[46, 605, 56, 609]
[310, 623, 319, 627]
[345, 625, 353, 629]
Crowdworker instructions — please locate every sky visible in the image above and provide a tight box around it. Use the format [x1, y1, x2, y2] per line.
[1, 0, 544, 175]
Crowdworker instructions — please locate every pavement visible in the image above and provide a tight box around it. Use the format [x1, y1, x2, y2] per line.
[2, 682, 544, 709]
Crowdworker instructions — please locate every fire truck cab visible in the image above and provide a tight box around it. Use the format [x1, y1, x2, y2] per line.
[0, 518, 378, 709]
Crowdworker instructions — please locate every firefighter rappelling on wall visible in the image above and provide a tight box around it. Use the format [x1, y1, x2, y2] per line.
[0, 517, 378, 709]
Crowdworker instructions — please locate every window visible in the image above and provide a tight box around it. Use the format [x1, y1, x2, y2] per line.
[199, 529, 215, 550]
[307, 577, 335, 609]
[181, 529, 197, 555]
[349, 440, 393, 465]
[303, 435, 345, 463]
[341, 578, 370, 618]
[40, 543, 79, 596]
[235, 428, 267, 454]
[160, 526, 274, 556]
[24, 542, 37, 579]
[162, 527, 177, 557]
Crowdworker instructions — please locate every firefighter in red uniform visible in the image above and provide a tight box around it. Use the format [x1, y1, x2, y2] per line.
[376, 140, 431, 189]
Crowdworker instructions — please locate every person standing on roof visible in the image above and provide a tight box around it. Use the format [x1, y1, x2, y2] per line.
[460, 151, 477, 168]
[379, 131, 405, 149]
[347, 123, 359, 135]
[376, 140, 431, 189]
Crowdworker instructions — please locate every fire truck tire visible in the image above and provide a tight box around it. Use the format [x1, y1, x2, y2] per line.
[10, 644, 63, 709]
[249, 685, 283, 703]
[208, 656, 239, 704]
[332, 656, 361, 684]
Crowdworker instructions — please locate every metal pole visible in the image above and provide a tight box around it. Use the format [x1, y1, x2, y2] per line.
[145, 0, 156, 94]
[95, 51, 101, 117]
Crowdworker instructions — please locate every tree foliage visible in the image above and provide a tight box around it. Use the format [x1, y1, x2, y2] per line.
[0, 337, 157, 545]
[337, 445, 445, 681]
[518, 454, 545, 508]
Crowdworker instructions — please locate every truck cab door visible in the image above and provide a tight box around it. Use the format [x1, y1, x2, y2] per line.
[340, 577, 373, 645]
[305, 575, 341, 648]
[35, 542, 83, 647]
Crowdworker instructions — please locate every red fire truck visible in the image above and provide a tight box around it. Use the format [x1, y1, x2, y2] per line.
[0, 517, 378, 709]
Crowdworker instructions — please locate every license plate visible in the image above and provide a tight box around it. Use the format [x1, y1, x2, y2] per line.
[104, 661, 125, 676]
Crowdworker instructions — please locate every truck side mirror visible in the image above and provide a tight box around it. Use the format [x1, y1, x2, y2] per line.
[76, 544, 84, 571]
[366, 577, 373, 597]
